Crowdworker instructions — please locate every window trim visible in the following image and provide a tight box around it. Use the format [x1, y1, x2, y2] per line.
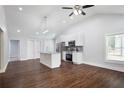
[105, 33, 124, 62]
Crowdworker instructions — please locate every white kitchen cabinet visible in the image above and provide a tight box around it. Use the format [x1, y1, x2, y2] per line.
[72, 52, 83, 64]
[65, 41, 68, 46]
[62, 51, 66, 61]
[75, 34, 84, 46]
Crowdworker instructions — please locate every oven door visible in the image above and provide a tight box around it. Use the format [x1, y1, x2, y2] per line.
[66, 54, 72, 61]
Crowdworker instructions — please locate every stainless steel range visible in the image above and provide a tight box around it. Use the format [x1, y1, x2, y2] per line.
[66, 53, 72, 61]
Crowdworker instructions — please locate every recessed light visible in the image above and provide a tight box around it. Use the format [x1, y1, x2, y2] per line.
[36, 32, 40, 35]
[62, 20, 66, 23]
[42, 30, 48, 34]
[17, 29, 21, 33]
[18, 7, 23, 11]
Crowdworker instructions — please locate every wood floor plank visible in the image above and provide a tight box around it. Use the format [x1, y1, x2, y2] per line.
[1, 59, 124, 88]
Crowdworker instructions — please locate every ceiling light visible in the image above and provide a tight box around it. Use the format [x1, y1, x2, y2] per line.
[17, 29, 21, 33]
[36, 32, 40, 35]
[42, 16, 49, 34]
[73, 10, 82, 15]
[78, 10, 82, 14]
[74, 10, 79, 15]
[70, 16, 73, 19]
[18, 7, 23, 11]
[42, 30, 48, 34]
[62, 20, 66, 23]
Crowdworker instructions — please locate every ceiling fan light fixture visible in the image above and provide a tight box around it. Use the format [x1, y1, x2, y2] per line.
[70, 16, 73, 19]
[17, 29, 21, 33]
[73, 10, 79, 15]
[78, 10, 82, 14]
[18, 7, 23, 11]
[62, 5, 94, 17]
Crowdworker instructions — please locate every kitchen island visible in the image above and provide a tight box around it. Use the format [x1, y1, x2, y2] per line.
[40, 53, 61, 68]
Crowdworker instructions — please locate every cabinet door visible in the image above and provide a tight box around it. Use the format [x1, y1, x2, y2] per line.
[73, 52, 83, 64]
[65, 41, 68, 46]
[62, 52, 66, 61]
[75, 34, 83, 46]
[72, 53, 77, 62]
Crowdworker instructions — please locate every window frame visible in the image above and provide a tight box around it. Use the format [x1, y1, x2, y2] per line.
[105, 33, 124, 62]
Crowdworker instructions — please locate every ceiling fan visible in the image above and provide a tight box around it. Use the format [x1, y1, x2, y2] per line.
[62, 5, 95, 16]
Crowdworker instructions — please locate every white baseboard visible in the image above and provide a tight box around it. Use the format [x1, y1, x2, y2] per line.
[20, 58, 28, 61]
[0, 62, 8, 73]
[8, 58, 40, 62]
[20, 58, 40, 61]
[82, 61, 124, 73]
[73, 61, 84, 64]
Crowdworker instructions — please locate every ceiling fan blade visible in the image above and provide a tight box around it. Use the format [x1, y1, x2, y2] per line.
[82, 5, 94, 9]
[81, 11, 86, 15]
[69, 12, 73, 16]
[62, 7, 73, 9]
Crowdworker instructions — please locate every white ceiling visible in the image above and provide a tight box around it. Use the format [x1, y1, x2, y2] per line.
[4, 5, 124, 39]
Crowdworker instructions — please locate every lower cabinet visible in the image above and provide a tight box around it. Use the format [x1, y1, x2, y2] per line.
[62, 51, 83, 64]
[62, 51, 66, 61]
[72, 52, 83, 64]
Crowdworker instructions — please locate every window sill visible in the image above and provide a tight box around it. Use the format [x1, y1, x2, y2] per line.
[106, 55, 124, 62]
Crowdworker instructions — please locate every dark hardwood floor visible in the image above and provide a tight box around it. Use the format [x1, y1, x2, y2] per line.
[1, 59, 124, 88]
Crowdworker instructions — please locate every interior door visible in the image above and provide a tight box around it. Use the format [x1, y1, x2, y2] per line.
[10, 40, 20, 61]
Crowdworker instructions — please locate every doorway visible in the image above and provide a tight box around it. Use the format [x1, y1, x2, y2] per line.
[9, 40, 20, 61]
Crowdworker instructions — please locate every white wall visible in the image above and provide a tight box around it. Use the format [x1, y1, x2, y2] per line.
[43, 39, 55, 53]
[27, 39, 40, 59]
[56, 14, 124, 72]
[20, 39, 41, 60]
[34, 40, 40, 58]
[20, 38, 28, 60]
[0, 6, 8, 73]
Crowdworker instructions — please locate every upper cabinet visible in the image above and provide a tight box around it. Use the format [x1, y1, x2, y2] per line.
[65, 33, 84, 46]
[75, 34, 84, 46]
[65, 41, 68, 46]
[55, 33, 84, 46]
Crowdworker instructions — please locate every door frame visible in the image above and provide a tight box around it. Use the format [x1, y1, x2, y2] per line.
[0, 29, 2, 69]
[0, 28, 3, 70]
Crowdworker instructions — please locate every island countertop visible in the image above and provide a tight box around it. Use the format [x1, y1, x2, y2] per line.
[40, 52, 59, 54]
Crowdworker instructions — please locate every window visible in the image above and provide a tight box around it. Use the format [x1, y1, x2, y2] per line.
[106, 33, 124, 61]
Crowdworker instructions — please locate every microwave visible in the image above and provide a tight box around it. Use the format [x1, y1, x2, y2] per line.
[68, 41, 75, 47]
